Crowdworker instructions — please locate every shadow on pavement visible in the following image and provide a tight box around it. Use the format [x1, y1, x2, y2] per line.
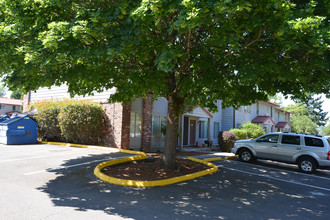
[37, 154, 330, 219]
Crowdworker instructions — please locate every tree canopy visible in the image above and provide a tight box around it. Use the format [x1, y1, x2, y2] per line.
[1, 0, 329, 168]
[10, 89, 23, 100]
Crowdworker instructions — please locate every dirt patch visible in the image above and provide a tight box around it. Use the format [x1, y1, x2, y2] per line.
[101, 158, 211, 181]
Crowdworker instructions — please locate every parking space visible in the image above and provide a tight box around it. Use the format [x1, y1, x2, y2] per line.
[214, 159, 330, 193]
[0, 144, 329, 219]
[0, 144, 131, 219]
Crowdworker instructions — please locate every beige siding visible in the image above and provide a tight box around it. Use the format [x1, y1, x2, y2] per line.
[0, 104, 21, 114]
[31, 85, 116, 103]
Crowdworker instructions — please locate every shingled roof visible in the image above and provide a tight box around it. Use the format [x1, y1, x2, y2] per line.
[0, 97, 23, 106]
[275, 122, 290, 128]
[251, 116, 275, 125]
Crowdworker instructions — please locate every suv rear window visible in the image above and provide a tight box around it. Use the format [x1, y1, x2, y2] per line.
[281, 135, 300, 145]
[304, 137, 324, 147]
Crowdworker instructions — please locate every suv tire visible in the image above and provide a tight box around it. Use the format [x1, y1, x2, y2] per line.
[298, 157, 317, 173]
[238, 149, 254, 162]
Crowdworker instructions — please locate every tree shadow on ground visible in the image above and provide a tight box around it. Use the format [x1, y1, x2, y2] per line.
[37, 154, 330, 219]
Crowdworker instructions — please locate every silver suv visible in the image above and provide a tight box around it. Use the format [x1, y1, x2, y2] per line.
[231, 132, 330, 173]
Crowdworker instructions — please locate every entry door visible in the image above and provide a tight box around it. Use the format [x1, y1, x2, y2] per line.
[190, 120, 196, 145]
[183, 117, 189, 145]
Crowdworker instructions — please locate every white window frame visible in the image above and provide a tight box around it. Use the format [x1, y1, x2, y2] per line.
[130, 113, 142, 138]
[213, 122, 220, 138]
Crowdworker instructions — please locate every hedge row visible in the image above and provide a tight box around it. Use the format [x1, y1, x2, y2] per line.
[229, 122, 265, 140]
[29, 99, 105, 145]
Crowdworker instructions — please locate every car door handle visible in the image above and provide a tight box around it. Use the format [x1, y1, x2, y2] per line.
[296, 147, 301, 150]
[272, 145, 277, 148]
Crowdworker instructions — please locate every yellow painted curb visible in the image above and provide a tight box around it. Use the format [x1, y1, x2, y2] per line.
[38, 141, 88, 148]
[203, 157, 223, 162]
[224, 155, 239, 160]
[94, 156, 218, 187]
[38, 141, 220, 187]
[202, 155, 238, 162]
[118, 149, 147, 156]
[38, 141, 147, 156]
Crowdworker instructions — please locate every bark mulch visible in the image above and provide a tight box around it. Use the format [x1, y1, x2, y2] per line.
[101, 151, 212, 181]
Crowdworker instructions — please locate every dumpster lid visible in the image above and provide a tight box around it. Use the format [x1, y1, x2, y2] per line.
[0, 114, 34, 125]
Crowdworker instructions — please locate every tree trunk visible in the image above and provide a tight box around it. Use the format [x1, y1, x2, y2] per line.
[164, 95, 182, 170]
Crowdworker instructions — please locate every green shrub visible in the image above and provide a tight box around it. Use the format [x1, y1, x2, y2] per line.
[29, 99, 106, 145]
[58, 100, 104, 144]
[241, 122, 265, 139]
[229, 128, 248, 140]
[218, 131, 236, 152]
[29, 100, 63, 141]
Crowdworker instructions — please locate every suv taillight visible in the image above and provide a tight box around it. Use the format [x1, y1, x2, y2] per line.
[328, 152, 330, 160]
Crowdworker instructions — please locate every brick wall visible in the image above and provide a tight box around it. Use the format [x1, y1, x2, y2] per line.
[23, 92, 31, 112]
[121, 102, 131, 149]
[142, 94, 153, 152]
[102, 102, 128, 148]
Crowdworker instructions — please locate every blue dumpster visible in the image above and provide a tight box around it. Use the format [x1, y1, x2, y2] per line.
[0, 115, 10, 123]
[0, 115, 38, 145]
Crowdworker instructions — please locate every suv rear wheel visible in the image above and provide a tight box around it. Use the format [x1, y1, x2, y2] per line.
[298, 157, 317, 173]
[238, 149, 254, 162]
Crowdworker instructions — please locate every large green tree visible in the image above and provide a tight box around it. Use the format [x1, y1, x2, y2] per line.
[10, 89, 23, 100]
[303, 94, 328, 127]
[291, 115, 318, 134]
[1, 0, 329, 169]
[285, 103, 318, 134]
[294, 93, 328, 127]
[322, 124, 330, 136]
[0, 85, 6, 97]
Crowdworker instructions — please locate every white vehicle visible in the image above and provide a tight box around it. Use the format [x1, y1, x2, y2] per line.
[231, 132, 330, 173]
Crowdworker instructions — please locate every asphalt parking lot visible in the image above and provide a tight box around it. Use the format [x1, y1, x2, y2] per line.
[0, 144, 329, 219]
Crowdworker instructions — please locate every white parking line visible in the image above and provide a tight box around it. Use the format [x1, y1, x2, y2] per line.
[0, 148, 71, 154]
[218, 165, 330, 192]
[228, 160, 330, 181]
[0, 152, 88, 163]
[24, 156, 130, 175]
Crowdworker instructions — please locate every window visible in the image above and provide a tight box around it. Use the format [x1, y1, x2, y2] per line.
[304, 137, 324, 148]
[130, 113, 142, 138]
[244, 106, 251, 113]
[271, 107, 273, 118]
[199, 121, 208, 138]
[12, 106, 16, 111]
[264, 106, 270, 116]
[152, 116, 166, 138]
[278, 112, 280, 121]
[257, 103, 259, 115]
[213, 122, 220, 138]
[281, 135, 300, 145]
[0, 104, 5, 110]
[257, 134, 279, 143]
